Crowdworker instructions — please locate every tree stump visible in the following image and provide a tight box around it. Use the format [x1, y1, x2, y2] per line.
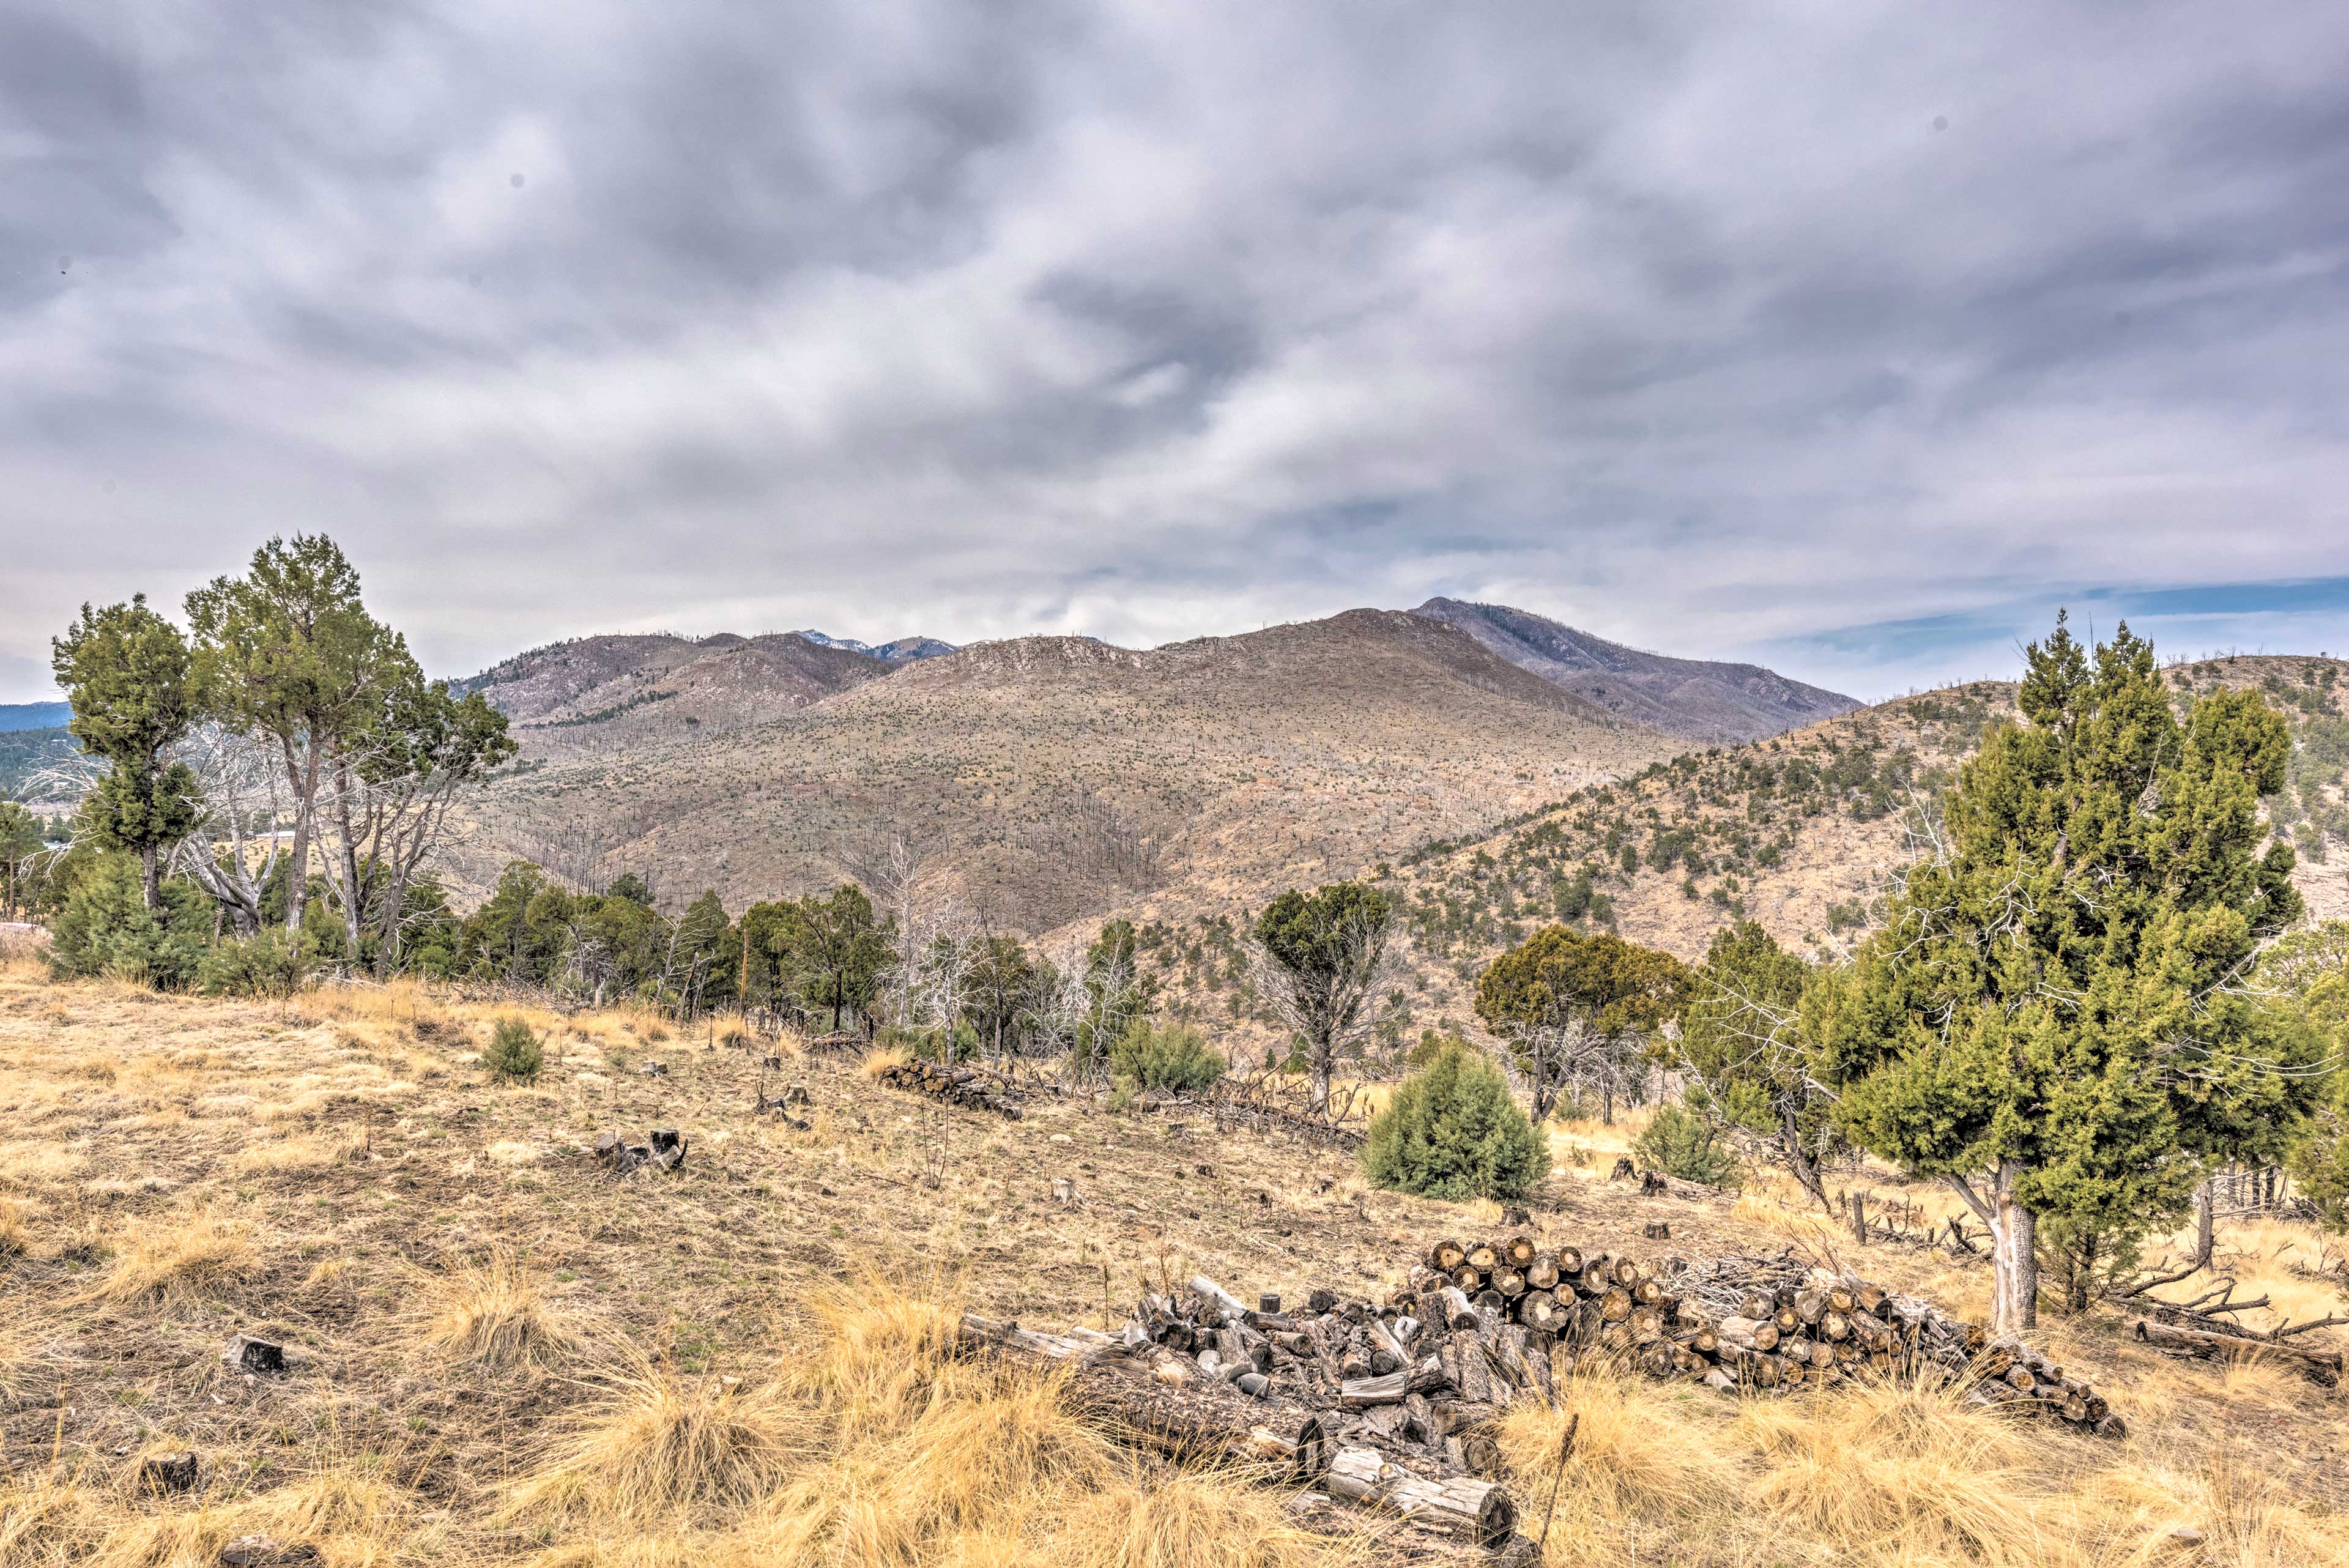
[137, 1451, 199, 1493]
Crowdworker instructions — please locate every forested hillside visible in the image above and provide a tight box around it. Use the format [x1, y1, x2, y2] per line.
[1376, 655, 2348, 1010]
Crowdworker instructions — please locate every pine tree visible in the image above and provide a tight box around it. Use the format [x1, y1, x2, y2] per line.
[1254, 882, 1393, 1111]
[1362, 1042, 1550, 1201]
[51, 596, 199, 910]
[1810, 615, 2318, 1331]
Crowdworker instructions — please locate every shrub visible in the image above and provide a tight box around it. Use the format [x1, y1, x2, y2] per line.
[1362, 1043, 1550, 1201]
[483, 1017, 545, 1083]
[46, 857, 204, 989]
[1631, 1105, 1742, 1187]
[2035, 1211, 2148, 1314]
[196, 928, 315, 998]
[1109, 1021, 1226, 1093]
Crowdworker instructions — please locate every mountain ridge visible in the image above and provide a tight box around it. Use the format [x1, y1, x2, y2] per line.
[1407, 596, 1862, 743]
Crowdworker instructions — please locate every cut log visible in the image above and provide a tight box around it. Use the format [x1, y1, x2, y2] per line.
[1428, 1239, 1468, 1274]
[1525, 1253, 1562, 1292]
[1466, 1241, 1502, 1273]
[958, 1313, 1329, 1477]
[2131, 1318, 2345, 1385]
[1324, 1447, 1520, 1550]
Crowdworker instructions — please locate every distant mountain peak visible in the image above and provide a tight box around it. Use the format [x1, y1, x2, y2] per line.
[792, 630, 958, 661]
[1406, 597, 1861, 744]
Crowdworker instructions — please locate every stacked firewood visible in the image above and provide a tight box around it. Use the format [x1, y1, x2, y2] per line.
[873, 1057, 1024, 1118]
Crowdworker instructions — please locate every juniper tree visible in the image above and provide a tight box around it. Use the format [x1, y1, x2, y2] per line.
[186, 535, 409, 934]
[1675, 920, 1838, 1205]
[51, 596, 199, 910]
[1474, 924, 1685, 1122]
[1809, 615, 2318, 1332]
[1253, 882, 1394, 1112]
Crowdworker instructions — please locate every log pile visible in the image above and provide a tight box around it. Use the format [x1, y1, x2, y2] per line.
[873, 1057, 1024, 1118]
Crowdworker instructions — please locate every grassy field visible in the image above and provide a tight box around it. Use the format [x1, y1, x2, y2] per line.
[3, 960, 2347, 1565]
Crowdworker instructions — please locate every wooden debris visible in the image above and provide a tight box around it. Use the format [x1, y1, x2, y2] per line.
[2132, 1317, 2345, 1386]
[874, 1058, 1024, 1118]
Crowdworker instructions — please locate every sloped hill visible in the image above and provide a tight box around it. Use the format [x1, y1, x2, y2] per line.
[0, 700, 70, 733]
[451, 610, 1679, 931]
[1368, 654, 2349, 1033]
[793, 630, 958, 660]
[1409, 598, 1862, 743]
[458, 631, 897, 757]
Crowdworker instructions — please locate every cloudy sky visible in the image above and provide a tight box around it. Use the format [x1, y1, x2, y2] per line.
[6, 1, 2348, 704]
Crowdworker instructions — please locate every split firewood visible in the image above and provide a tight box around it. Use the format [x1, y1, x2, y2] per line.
[1323, 1447, 1520, 1550]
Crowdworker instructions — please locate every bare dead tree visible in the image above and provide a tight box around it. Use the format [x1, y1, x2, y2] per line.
[166, 725, 288, 940]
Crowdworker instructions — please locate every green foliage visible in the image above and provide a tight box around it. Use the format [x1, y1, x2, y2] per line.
[1362, 1043, 1550, 1202]
[1474, 923, 1686, 1118]
[47, 856, 206, 988]
[780, 883, 891, 1032]
[1408, 1028, 1469, 1070]
[1109, 1020, 1226, 1093]
[1675, 921, 1838, 1196]
[1253, 882, 1393, 1103]
[1631, 1104, 1743, 1187]
[196, 929, 317, 998]
[2035, 1212, 2149, 1315]
[483, 1016, 546, 1083]
[0, 802, 40, 919]
[1810, 615, 2322, 1325]
[51, 596, 200, 903]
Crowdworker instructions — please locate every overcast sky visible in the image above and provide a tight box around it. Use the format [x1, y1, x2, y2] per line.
[7, 2, 2349, 704]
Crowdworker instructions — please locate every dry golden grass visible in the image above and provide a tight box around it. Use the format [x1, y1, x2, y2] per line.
[87, 1208, 253, 1304]
[6, 964, 2349, 1567]
[858, 1047, 910, 1079]
[422, 1250, 577, 1373]
[506, 1353, 802, 1525]
[232, 1129, 352, 1173]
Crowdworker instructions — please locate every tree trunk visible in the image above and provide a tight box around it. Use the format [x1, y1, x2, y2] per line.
[140, 845, 160, 912]
[1990, 1164, 2039, 1334]
[1782, 1102, 1830, 1208]
[2194, 1178, 2215, 1269]
[283, 741, 322, 934]
[1602, 1082, 1615, 1125]
[1311, 1028, 1332, 1113]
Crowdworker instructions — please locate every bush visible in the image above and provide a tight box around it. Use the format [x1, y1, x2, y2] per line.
[2035, 1211, 2149, 1314]
[483, 1016, 545, 1083]
[1362, 1044, 1550, 1202]
[46, 856, 204, 989]
[1631, 1104, 1742, 1187]
[1109, 1021, 1226, 1093]
[196, 928, 316, 998]
[2288, 1091, 2349, 1232]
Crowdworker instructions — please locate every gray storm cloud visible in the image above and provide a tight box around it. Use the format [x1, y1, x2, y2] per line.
[4, 0, 2347, 699]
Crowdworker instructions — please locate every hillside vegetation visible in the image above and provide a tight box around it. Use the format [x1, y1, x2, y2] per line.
[1376, 654, 2349, 1009]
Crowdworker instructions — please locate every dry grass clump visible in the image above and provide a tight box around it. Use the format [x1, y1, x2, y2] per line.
[1498, 1370, 1737, 1544]
[743, 1277, 1354, 1568]
[423, 1250, 576, 1372]
[507, 1354, 802, 1524]
[858, 1047, 910, 1080]
[1737, 1373, 2043, 1561]
[232, 1130, 351, 1174]
[0, 1195, 30, 1257]
[89, 1208, 253, 1305]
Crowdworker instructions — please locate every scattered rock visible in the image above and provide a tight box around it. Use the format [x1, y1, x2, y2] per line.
[136, 1451, 200, 1493]
[221, 1336, 286, 1377]
[637, 1061, 669, 1079]
[2168, 1526, 2206, 1547]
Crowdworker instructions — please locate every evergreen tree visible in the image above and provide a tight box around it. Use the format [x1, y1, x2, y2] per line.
[782, 883, 891, 1032]
[1674, 921, 1836, 1203]
[1809, 615, 2318, 1331]
[1475, 924, 1685, 1121]
[1254, 882, 1393, 1111]
[1362, 1042, 1550, 1200]
[51, 596, 199, 910]
[185, 535, 409, 934]
[0, 802, 40, 920]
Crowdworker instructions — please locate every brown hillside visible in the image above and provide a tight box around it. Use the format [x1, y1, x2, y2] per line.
[459, 631, 896, 756]
[450, 611, 1678, 931]
[1357, 654, 2349, 1036]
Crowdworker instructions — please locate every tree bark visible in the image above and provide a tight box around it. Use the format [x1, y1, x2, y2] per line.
[2193, 1177, 2215, 1269]
[1990, 1163, 2039, 1334]
[140, 844, 160, 912]
[1323, 1447, 1518, 1550]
